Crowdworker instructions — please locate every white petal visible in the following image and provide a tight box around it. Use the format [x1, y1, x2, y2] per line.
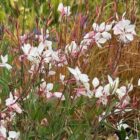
[92, 23, 99, 32]
[102, 32, 111, 40]
[105, 24, 112, 31]
[126, 25, 135, 33]
[99, 22, 105, 31]
[58, 3, 64, 12]
[95, 86, 103, 98]
[68, 67, 77, 75]
[104, 84, 110, 96]
[113, 25, 122, 35]
[53, 92, 63, 98]
[0, 125, 7, 138]
[108, 75, 114, 86]
[64, 6, 71, 16]
[37, 42, 45, 55]
[92, 77, 99, 88]
[83, 82, 90, 91]
[5, 64, 12, 70]
[138, 79, 140, 86]
[94, 32, 101, 40]
[96, 42, 102, 48]
[116, 86, 126, 99]
[97, 38, 107, 44]
[123, 19, 130, 27]
[1, 55, 8, 63]
[8, 131, 20, 139]
[46, 83, 53, 91]
[22, 44, 31, 54]
[60, 74, 65, 82]
[128, 84, 133, 92]
[80, 74, 89, 83]
[126, 34, 133, 41]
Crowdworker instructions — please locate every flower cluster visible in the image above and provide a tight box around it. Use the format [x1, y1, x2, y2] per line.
[68, 67, 135, 108]
[83, 13, 136, 48]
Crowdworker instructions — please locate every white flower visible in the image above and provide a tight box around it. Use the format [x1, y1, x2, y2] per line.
[93, 22, 112, 48]
[0, 125, 7, 138]
[22, 44, 38, 62]
[5, 93, 22, 114]
[22, 41, 60, 67]
[117, 120, 129, 131]
[35, 29, 49, 42]
[95, 86, 104, 98]
[60, 73, 65, 84]
[54, 92, 65, 100]
[92, 77, 100, 88]
[8, 131, 20, 140]
[113, 18, 136, 43]
[116, 84, 133, 100]
[0, 125, 20, 140]
[0, 55, 12, 70]
[58, 3, 71, 16]
[40, 80, 64, 100]
[95, 84, 110, 98]
[116, 86, 127, 99]
[107, 75, 119, 94]
[46, 83, 53, 91]
[65, 41, 79, 56]
[68, 67, 89, 84]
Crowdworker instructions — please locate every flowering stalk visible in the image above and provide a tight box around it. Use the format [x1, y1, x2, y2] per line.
[112, 43, 123, 74]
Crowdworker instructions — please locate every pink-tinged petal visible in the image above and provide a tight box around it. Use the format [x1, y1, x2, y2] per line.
[46, 92, 53, 99]
[54, 92, 65, 100]
[83, 33, 89, 39]
[64, 6, 71, 16]
[58, 3, 64, 12]
[12, 104, 22, 114]
[113, 25, 122, 35]
[94, 32, 101, 40]
[48, 71, 56, 76]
